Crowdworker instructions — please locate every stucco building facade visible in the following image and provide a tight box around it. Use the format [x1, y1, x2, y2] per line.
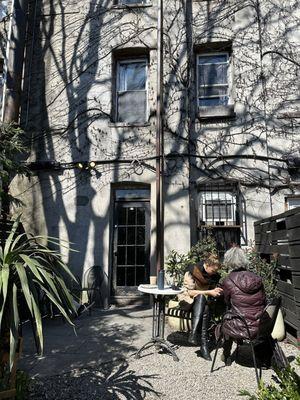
[1, 0, 300, 305]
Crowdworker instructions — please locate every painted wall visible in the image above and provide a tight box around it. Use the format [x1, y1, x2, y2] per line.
[7, 0, 300, 303]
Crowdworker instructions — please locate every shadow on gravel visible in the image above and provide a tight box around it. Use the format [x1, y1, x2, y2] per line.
[28, 359, 161, 400]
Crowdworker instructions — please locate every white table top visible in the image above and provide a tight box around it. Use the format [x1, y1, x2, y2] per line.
[138, 284, 183, 296]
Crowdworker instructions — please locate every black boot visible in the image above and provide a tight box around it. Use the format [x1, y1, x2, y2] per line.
[200, 306, 212, 361]
[188, 295, 206, 345]
[222, 337, 233, 366]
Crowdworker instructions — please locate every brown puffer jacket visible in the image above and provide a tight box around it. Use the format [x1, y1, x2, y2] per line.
[221, 269, 266, 340]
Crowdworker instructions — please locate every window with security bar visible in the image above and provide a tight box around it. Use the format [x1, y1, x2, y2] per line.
[199, 191, 237, 226]
[197, 53, 229, 107]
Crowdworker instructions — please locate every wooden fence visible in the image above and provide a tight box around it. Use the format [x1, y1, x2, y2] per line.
[254, 207, 300, 345]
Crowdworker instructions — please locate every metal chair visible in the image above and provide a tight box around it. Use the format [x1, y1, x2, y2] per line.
[80, 265, 104, 314]
[211, 297, 288, 386]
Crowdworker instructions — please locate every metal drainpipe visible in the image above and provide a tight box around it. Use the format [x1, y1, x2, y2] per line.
[156, 0, 164, 274]
[3, 0, 29, 123]
[1, 0, 28, 219]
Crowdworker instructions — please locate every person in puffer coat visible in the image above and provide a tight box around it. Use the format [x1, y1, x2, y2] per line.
[220, 246, 266, 365]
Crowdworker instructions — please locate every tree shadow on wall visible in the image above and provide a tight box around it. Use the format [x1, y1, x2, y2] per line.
[28, 359, 161, 400]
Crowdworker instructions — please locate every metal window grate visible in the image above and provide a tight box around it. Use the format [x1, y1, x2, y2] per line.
[198, 184, 238, 227]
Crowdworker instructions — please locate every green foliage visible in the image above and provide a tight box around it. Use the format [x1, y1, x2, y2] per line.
[0, 122, 29, 206]
[239, 357, 300, 400]
[15, 370, 30, 400]
[0, 216, 77, 370]
[246, 249, 278, 300]
[0, 369, 30, 399]
[165, 250, 189, 286]
[165, 235, 217, 285]
[187, 234, 217, 265]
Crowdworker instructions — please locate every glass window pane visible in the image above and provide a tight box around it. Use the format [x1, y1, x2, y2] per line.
[126, 62, 146, 90]
[127, 227, 135, 244]
[206, 201, 232, 220]
[121, 0, 146, 4]
[127, 247, 135, 265]
[118, 64, 127, 91]
[117, 267, 125, 286]
[118, 62, 146, 91]
[117, 208, 127, 225]
[126, 267, 135, 286]
[136, 246, 145, 265]
[137, 227, 145, 245]
[115, 189, 150, 201]
[127, 208, 136, 225]
[117, 227, 126, 244]
[199, 97, 228, 107]
[198, 54, 228, 64]
[198, 63, 227, 86]
[199, 85, 228, 97]
[117, 246, 126, 265]
[136, 208, 145, 225]
[117, 91, 147, 123]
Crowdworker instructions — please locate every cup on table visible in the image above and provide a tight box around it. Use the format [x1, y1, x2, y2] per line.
[150, 276, 157, 285]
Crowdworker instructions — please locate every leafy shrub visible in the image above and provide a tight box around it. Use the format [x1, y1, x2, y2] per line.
[239, 356, 300, 400]
[165, 235, 217, 286]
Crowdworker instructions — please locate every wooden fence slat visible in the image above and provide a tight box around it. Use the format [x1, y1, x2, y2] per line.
[287, 227, 300, 242]
[286, 213, 300, 230]
[277, 280, 294, 297]
[289, 245, 300, 258]
[290, 258, 300, 272]
[271, 230, 287, 241]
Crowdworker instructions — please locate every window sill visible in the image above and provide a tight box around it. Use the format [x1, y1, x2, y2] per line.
[198, 105, 236, 121]
[109, 122, 151, 127]
[112, 3, 152, 10]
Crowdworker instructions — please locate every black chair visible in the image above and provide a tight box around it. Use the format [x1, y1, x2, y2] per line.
[211, 297, 288, 386]
[80, 265, 104, 314]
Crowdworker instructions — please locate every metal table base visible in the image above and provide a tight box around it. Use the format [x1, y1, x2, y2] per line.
[135, 294, 179, 361]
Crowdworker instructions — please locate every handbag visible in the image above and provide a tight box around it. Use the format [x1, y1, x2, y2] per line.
[271, 308, 285, 341]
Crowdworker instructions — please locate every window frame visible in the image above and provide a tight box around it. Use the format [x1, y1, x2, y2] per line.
[197, 52, 230, 108]
[115, 57, 148, 124]
[285, 196, 300, 210]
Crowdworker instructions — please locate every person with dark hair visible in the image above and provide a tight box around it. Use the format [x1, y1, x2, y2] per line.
[178, 254, 223, 360]
[220, 246, 266, 365]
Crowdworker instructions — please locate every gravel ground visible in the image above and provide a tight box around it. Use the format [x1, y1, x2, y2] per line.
[27, 337, 299, 400]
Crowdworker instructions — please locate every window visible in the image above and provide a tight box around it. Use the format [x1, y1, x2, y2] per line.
[116, 59, 147, 123]
[199, 191, 236, 225]
[197, 53, 229, 107]
[286, 197, 300, 210]
[118, 0, 148, 4]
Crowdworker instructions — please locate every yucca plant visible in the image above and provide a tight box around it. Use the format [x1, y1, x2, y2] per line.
[0, 216, 77, 375]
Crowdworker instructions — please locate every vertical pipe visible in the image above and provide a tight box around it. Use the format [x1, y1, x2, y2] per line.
[2, 0, 29, 123]
[156, 0, 164, 273]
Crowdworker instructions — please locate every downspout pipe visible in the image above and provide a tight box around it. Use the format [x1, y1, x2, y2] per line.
[3, 0, 29, 123]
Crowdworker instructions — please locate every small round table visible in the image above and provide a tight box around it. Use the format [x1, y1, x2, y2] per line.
[135, 285, 183, 361]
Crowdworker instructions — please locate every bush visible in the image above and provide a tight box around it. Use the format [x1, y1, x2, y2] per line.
[165, 235, 217, 286]
[239, 356, 300, 400]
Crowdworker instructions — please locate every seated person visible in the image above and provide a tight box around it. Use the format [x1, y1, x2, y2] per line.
[220, 246, 266, 365]
[178, 254, 223, 360]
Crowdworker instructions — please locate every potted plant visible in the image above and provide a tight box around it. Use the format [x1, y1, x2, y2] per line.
[165, 250, 188, 289]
